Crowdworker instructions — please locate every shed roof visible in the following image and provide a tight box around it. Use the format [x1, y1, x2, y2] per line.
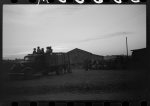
[131, 48, 146, 52]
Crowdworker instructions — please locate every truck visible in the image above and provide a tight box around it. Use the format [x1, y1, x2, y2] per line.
[9, 47, 72, 79]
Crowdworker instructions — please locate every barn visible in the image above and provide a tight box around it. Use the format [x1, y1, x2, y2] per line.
[67, 48, 104, 67]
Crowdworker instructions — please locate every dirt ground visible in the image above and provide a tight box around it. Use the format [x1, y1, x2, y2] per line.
[0, 68, 148, 101]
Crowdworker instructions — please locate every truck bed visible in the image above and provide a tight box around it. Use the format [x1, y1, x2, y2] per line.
[45, 53, 70, 67]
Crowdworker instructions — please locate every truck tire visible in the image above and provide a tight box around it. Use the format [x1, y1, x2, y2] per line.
[42, 72, 48, 76]
[56, 70, 60, 75]
[22, 67, 34, 79]
[42, 71, 49, 76]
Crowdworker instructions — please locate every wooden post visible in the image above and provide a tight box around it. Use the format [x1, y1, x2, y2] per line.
[126, 37, 128, 57]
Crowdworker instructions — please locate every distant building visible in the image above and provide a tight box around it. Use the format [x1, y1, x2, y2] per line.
[67, 48, 104, 65]
[131, 48, 148, 69]
[131, 48, 148, 62]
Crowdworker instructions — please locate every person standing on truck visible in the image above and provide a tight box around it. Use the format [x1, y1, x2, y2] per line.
[46, 47, 50, 54]
[49, 46, 53, 54]
[46, 46, 53, 54]
[37, 46, 41, 54]
[33, 48, 36, 54]
[41, 48, 44, 54]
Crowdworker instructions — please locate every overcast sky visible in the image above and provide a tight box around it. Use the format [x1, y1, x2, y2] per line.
[3, 5, 146, 59]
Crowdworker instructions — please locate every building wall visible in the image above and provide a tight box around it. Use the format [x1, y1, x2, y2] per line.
[68, 48, 103, 65]
[132, 48, 147, 62]
[131, 48, 148, 69]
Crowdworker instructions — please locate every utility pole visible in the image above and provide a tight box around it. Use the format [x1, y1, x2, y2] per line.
[126, 36, 128, 57]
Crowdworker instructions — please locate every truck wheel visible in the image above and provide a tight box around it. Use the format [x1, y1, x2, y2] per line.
[56, 70, 60, 75]
[42, 71, 48, 76]
[22, 67, 34, 79]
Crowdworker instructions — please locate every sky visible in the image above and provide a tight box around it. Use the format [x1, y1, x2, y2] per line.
[3, 5, 146, 60]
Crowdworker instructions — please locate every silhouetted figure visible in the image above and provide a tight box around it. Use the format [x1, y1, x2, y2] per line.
[49, 46, 52, 54]
[33, 48, 36, 54]
[37, 46, 41, 54]
[41, 48, 44, 54]
[46, 46, 53, 54]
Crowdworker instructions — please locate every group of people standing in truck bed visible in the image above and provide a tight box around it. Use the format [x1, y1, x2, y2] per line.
[33, 46, 53, 55]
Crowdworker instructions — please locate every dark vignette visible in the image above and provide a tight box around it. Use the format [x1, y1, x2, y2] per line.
[0, 0, 149, 105]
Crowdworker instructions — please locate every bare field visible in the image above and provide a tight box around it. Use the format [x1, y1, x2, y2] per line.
[0, 68, 148, 101]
